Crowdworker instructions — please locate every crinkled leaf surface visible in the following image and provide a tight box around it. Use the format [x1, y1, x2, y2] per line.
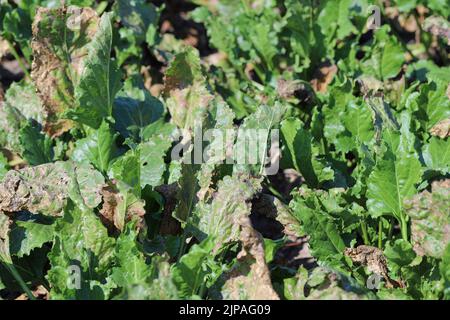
[234, 103, 286, 176]
[163, 46, 212, 130]
[115, 0, 158, 41]
[0, 212, 12, 263]
[188, 175, 261, 252]
[290, 187, 346, 267]
[404, 180, 450, 258]
[31, 6, 100, 135]
[111, 223, 151, 287]
[139, 136, 172, 189]
[0, 81, 45, 153]
[0, 161, 104, 216]
[219, 217, 279, 300]
[47, 201, 115, 299]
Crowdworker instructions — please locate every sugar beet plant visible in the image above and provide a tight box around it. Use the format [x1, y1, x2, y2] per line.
[0, 0, 449, 300]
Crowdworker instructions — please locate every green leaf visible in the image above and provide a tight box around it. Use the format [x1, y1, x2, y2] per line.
[47, 201, 115, 299]
[1, 6, 32, 61]
[115, 0, 159, 41]
[264, 238, 284, 264]
[246, 17, 278, 71]
[440, 244, 450, 299]
[290, 187, 346, 266]
[284, 266, 308, 300]
[112, 222, 151, 287]
[108, 150, 141, 196]
[416, 80, 450, 130]
[322, 74, 356, 145]
[197, 100, 235, 199]
[10, 220, 55, 258]
[108, 136, 172, 190]
[106, 142, 168, 230]
[0, 153, 8, 181]
[173, 163, 200, 223]
[288, 266, 372, 300]
[72, 120, 119, 173]
[384, 239, 416, 268]
[377, 287, 413, 300]
[0, 81, 45, 153]
[107, 151, 145, 229]
[286, 0, 327, 73]
[172, 238, 214, 298]
[367, 129, 422, 221]
[422, 137, 450, 174]
[380, 37, 405, 80]
[141, 119, 177, 141]
[234, 103, 286, 176]
[318, 0, 357, 41]
[2, 81, 44, 125]
[393, 0, 418, 12]
[362, 26, 405, 80]
[343, 101, 375, 144]
[114, 255, 179, 299]
[113, 0, 160, 65]
[69, 12, 122, 128]
[281, 118, 318, 187]
[113, 85, 164, 141]
[139, 136, 172, 188]
[64, 161, 106, 211]
[19, 122, 54, 165]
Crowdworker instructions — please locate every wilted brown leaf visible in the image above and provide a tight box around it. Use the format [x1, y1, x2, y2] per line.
[0, 212, 12, 263]
[31, 6, 100, 137]
[99, 184, 146, 232]
[430, 118, 450, 138]
[163, 47, 213, 129]
[189, 175, 261, 254]
[277, 79, 304, 99]
[0, 36, 8, 60]
[357, 75, 384, 95]
[15, 285, 49, 300]
[221, 216, 279, 300]
[345, 245, 403, 288]
[423, 16, 450, 45]
[252, 193, 301, 239]
[310, 63, 338, 93]
[204, 52, 227, 66]
[398, 14, 419, 33]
